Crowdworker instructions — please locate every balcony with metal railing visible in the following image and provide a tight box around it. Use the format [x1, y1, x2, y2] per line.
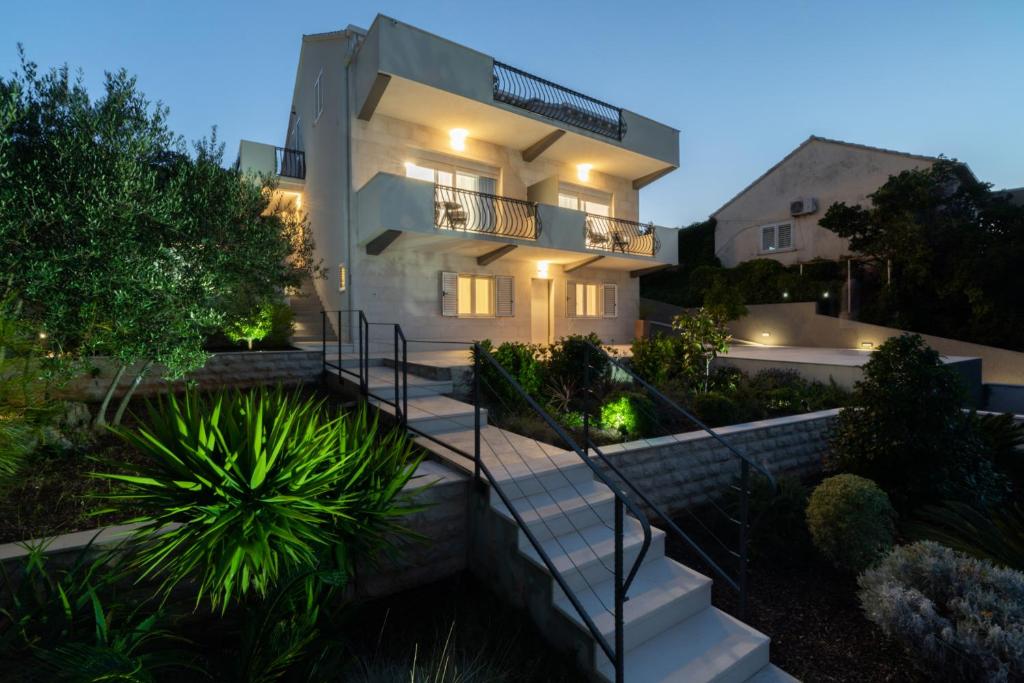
[235, 140, 305, 190]
[434, 184, 540, 240]
[274, 147, 306, 179]
[584, 215, 662, 257]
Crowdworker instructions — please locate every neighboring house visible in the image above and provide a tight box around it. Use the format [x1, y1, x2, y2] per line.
[237, 15, 679, 345]
[996, 186, 1024, 206]
[712, 136, 938, 268]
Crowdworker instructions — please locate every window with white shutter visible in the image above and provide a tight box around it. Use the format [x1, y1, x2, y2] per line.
[602, 284, 618, 318]
[759, 222, 793, 252]
[495, 275, 514, 317]
[567, 281, 611, 318]
[441, 271, 458, 317]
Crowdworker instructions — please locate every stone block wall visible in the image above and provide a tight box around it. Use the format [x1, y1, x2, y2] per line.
[62, 350, 324, 401]
[594, 409, 839, 515]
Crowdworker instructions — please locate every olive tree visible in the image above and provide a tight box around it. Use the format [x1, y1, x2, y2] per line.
[0, 50, 318, 426]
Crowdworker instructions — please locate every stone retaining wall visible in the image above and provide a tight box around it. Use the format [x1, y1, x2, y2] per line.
[61, 350, 324, 401]
[594, 409, 839, 515]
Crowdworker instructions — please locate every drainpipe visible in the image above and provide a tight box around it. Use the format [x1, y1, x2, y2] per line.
[343, 27, 365, 343]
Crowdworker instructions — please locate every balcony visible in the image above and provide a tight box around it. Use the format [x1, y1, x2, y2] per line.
[235, 140, 305, 191]
[492, 61, 625, 141]
[584, 215, 661, 257]
[434, 185, 539, 240]
[356, 172, 677, 269]
[275, 147, 306, 179]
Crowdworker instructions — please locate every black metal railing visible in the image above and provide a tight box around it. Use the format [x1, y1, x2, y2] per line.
[275, 147, 306, 179]
[584, 215, 661, 257]
[579, 339, 775, 616]
[435, 185, 540, 240]
[493, 61, 626, 141]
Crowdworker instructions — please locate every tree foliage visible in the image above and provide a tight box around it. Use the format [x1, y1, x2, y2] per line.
[820, 158, 1024, 350]
[0, 50, 318, 424]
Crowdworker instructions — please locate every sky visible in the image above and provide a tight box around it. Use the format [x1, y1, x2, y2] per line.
[4, 1, 1023, 227]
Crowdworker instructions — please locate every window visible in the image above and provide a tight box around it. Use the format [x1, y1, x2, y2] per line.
[288, 116, 302, 150]
[404, 160, 496, 194]
[441, 272, 513, 318]
[313, 70, 324, 122]
[760, 222, 793, 252]
[567, 281, 617, 318]
[558, 185, 611, 216]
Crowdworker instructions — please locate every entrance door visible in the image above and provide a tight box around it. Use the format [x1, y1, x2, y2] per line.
[530, 279, 551, 345]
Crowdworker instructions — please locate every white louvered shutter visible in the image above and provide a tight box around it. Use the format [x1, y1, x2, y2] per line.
[495, 275, 514, 317]
[777, 224, 793, 249]
[441, 271, 458, 317]
[602, 284, 618, 318]
[566, 281, 578, 318]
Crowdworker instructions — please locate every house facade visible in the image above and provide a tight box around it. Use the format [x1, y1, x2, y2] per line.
[238, 16, 679, 346]
[712, 136, 937, 268]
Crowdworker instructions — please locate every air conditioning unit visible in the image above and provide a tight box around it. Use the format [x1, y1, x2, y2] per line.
[790, 197, 818, 216]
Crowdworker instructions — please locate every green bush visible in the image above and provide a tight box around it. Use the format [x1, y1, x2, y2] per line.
[858, 541, 1024, 682]
[102, 387, 423, 610]
[829, 334, 1005, 510]
[262, 301, 295, 348]
[806, 474, 895, 572]
[628, 335, 677, 387]
[546, 334, 608, 390]
[745, 476, 813, 563]
[472, 340, 543, 415]
[224, 299, 295, 350]
[599, 391, 656, 440]
[689, 391, 740, 427]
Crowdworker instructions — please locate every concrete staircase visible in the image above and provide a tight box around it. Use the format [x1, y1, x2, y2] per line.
[332, 348, 797, 683]
[286, 279, 335, 343]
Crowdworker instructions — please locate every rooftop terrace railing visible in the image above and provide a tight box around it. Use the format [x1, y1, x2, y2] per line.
[584, 215, 662, 257]
[492, 61, 626, 141]
[275, 147, 306, 179]
[435, 184, 540, 240]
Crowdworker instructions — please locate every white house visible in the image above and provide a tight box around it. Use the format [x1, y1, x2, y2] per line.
[238, 15, 680, 346]
[712, 136, 938, 268]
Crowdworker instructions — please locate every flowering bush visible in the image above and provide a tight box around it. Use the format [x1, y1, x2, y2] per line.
[859, 541, 1024, 682]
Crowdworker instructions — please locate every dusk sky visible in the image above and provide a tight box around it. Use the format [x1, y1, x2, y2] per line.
[4, 1, 1022, 227]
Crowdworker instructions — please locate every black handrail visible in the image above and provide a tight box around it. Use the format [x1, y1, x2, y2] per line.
[275, 147, 305, 179]
[493, 61, 626, 141]
[584, 215, 662, 257]
[434, 185, 540, 240]
[582, 339, 775, 616]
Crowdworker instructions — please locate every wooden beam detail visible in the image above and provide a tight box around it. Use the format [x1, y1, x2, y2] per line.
[365, 229, 402, 256]
[563, 255, 605, 274]
[632, 165, 676, 190]
[477, 244, 517, 266]
[520, 130, 566, 163]
[357, 73, 391, 121]
[630, 264, 672, 279]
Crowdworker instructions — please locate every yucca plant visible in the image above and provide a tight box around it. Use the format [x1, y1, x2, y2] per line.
[905, 500, 1024, 571]
[99, 386, 424, 611]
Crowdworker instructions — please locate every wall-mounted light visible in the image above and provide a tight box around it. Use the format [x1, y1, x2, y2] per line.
[860, 341, 874, 349]
[338, 263, 347, 292]
[536, 261, 549, 278]
[294, 193, 302, 210]
[761, 331, 771, 338]
[576, 163, 592, 182]
[782, 291, 790, 299]
[449, 128, 469, 152]
[822, 291, 830, 299]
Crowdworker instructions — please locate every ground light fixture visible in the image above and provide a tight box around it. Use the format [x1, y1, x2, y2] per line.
[861, 341, 874, 349]
[449, 128, 469, 151]
[576, 163, 592, 182]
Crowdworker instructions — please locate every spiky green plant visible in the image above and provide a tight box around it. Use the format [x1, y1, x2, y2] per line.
[905, 500, 1024, 572]
[99, 387, 424, 611]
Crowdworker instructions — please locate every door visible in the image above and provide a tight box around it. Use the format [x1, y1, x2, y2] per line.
[530, 279, 551, 345]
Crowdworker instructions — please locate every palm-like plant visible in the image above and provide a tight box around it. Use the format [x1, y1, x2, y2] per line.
[100, 387, 424, 611]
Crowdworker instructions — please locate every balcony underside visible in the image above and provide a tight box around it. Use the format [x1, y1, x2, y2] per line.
[372, 76, 673, 182]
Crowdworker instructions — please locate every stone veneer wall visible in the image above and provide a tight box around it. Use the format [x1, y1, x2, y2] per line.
[594, 409, 840, 515]
[61, 350, 324, 401]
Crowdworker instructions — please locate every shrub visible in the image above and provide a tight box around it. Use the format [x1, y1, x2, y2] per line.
[599, 391, 656, 440]
[806, 474, 895, 572]
[628, 335, 677, 387]
[689, 391, 740, 427]
[545, 333, 608, 392]
[859, 541, 1024, 682]
[262, 301, 295, 348]
[102, 387, 423, 610]
[904, 500, 1024, 572]
[745, 476, 813, 563]
[829, 334, 1005, 510]
[670, 308, 731, 392]
[472, 340, 543, 415]
[224, 299, 294, 350]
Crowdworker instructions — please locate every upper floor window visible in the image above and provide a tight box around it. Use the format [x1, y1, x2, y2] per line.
[313, 70, 324, 122]
[760, 222, 793, 252]
[404, 160, 496, 194]
[558, 185, 611, 217]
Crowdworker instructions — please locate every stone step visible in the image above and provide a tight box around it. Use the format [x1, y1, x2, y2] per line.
[519, 517, 666, 596]
[553, 556, 712, 656]
[491, 479, 616, 542]
[365, 367, 452, 399]
[596, 607, 770, 683]
[746, 664, 800, 683]
[488, 456, 596, 503]
[370, 394, 486, 436]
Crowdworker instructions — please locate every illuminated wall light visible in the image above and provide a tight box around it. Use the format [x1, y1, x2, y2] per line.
[761, 331, 771, 338]
[536, 261, 549, 278]
[576, 163, 592, 182]
[822, 291, 830, 299]
[449, 128, 469, 151]
[338, 263, 347, 292]
[782, 291, 790, 299]
[861, 341, 874, 349]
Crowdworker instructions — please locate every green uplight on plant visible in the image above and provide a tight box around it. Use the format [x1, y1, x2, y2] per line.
[600, 396, 638, 437]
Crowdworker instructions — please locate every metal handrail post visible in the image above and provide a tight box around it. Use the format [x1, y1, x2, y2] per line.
[393, 325, 401, 427]
[739, 459, 750, 619]
[336, 310, 341, 373]
[473, 346, 481, 484]
[614, 498, 625, 683]
[320, 311, 326, 373]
